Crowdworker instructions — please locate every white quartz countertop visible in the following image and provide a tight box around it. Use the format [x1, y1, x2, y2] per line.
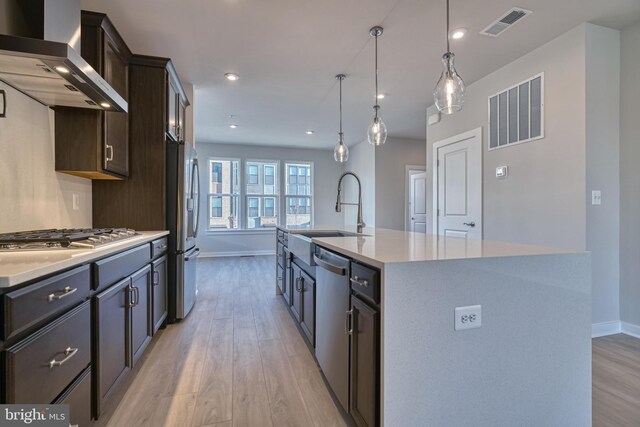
[0, 231, 169, 288]
[300, 227, 580, 268]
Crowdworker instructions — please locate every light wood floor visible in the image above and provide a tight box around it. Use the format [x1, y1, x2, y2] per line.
[95, 255, 346, 427]
[593, 333, 640, 427]
[95, 256, 640, 427]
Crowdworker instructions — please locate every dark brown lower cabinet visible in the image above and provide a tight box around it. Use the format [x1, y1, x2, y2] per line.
[55, 367, 92, 427]
[350, 295, 379, 427]
[94, 277, 131, 418]
[152, 255, 168, 334]
[299, 268, 315, 346]
[291, 263, 303, 322]
[131, 265, 152, 366]
[283, 247, 292, 306]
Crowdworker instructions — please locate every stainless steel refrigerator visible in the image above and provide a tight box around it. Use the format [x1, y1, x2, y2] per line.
[167, 140, 200, 321]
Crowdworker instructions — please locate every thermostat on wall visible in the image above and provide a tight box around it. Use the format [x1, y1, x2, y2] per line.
[496, 166, 508, 178]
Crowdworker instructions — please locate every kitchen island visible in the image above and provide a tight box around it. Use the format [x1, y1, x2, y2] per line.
[276, 226, 591, 427]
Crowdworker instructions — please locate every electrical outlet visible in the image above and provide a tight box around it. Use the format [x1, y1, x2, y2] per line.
[455, 305, 482, 331]
[591, 190, 601, 205]
[72, 194, 80, 211]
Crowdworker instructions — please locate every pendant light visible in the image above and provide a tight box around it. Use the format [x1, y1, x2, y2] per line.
[434, 0, 465, 114]
[367, 26, 387, 146]
[334, 74, 349, 163]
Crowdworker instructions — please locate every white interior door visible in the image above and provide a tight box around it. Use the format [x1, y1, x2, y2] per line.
[433, 128, 482, 239]
[410, 172, 427, 233]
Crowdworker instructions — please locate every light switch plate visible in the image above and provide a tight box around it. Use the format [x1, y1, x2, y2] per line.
[455, 305, 482, 331]
[592, 190, 601, 205]
[496, 166, 508, 179]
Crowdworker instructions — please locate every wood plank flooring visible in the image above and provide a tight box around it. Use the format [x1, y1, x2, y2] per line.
[95, 256, 640, 427]
[96, 256, 345, 427]
[593, 333, 640, 427]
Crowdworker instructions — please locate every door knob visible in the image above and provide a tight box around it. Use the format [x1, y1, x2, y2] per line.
[463, 222, 476, 227]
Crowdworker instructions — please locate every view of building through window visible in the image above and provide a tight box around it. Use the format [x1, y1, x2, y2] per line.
[208, 159, 312, 230]
[208, 159, 239, 229]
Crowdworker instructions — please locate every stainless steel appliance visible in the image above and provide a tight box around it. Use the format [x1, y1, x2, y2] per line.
[166, 140, 200, 320]
[0, 228, 138, 251]
[314, 246, 351, 411]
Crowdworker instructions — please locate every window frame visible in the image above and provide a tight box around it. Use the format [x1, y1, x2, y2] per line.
[207, 157, 241, 231]
[284, 161, 314, 229]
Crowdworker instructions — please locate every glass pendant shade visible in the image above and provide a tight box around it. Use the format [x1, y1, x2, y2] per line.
[434, 52, 465, 114]
[367, 106, 387, 146]
[334, 133, 349, 162]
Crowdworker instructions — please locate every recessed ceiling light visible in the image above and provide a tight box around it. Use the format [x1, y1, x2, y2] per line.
[100, 102, 111, 108]
[229, 124, 238, 129]
[450, 28, 467, 40]
[225, 73, 239, 81]
[305, 130, 314, 135]
[377, 93, 386, 99]
[54, 66, 70, 74]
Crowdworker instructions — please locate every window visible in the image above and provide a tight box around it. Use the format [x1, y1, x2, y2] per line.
[246, 161, 279, 229]
[208, 159, 239, 229]
[211, 196, 222, 218]
[488, 73, 544, 150]
[285, 162, 312, 228]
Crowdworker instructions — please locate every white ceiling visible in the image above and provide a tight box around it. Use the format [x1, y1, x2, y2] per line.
[81, 0, 640, 148]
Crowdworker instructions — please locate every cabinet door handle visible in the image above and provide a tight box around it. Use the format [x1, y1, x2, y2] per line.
[350, 276, 369, 288]
[127, 286, 135, 308]
[153, 270, 159, 286]
[295, 277, 301, 292]
[134, 286, 140, 306]
[49, 347, 78, 369]
[345, 309, 353, 335]
[105, 144, 114, 162]
[48, 286, 78, 301]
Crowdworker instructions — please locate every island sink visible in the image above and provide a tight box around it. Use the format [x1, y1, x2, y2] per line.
[287, 230, 367, 266]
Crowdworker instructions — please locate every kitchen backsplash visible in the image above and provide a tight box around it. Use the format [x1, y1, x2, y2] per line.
[0, 82, 92, 233]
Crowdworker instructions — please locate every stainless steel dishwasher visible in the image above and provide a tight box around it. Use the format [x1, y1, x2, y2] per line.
[313, 246, 351, 411]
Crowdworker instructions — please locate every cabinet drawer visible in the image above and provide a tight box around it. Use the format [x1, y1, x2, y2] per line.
[4, 301, 91, 404]
[151, 237, 168, 259]
[93, 244, 151, 291]
[350, 263, 380, 305]
[2, 265, 90, 341]
[55, 367, 92, 427]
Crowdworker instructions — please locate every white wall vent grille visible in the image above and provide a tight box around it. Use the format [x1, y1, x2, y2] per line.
[488, 73, 544, 150]
[480, 7, 532, 37]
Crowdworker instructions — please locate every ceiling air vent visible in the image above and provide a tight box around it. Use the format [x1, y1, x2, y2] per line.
[480, 7, 532, 37]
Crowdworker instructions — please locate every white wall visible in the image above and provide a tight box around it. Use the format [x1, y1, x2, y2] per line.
[0, 82, 92, 232]
[427, 24, 587, 249]
[195, 142, 344, 256]
[343, 140, 375, 228]
[426, 23, 623, 329]
[619, 20, 640, 328]
[585, 25, 620, 326]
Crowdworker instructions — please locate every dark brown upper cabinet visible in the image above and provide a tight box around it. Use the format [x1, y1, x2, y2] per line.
[55, 11, 132, 180]
[167, 65, 189, 142]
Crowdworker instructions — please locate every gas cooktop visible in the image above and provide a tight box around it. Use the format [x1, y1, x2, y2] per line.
[0, 228, 139, 251]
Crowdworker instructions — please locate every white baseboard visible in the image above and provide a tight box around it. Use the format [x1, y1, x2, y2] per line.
[592, 321, 621, 338]
[621, 322, 640, 339]
[198, 250, 276, 258]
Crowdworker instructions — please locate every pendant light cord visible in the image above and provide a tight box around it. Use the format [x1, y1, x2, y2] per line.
[339, 77, 343, 135]
[446, 0, 450, 53]
[375, 33, 379, 106]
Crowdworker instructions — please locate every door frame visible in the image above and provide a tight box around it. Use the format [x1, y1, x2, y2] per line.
[432, 127, 483, 236]
[405, 165, 426, 231]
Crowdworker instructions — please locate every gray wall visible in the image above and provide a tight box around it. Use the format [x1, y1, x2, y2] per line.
[375, 137, 426, 230]
[620, 21, 640, 327]
[426, 24, 587, 250]
[585, 25, 621, 326]
[426, 23, 623, 328]
[344, 137, 426, 230]
[195, 142, 344, 256]
[0, 82, 92, 232]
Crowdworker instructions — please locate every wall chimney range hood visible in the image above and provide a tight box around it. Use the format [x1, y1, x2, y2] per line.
[0, 0, 127, 112]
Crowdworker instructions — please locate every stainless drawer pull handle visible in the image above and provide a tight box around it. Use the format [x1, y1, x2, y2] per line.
[157, 245, 168, 250]
[350, 276, 369, 287]
[48, 287, 78, 301]
[49, 347, 78, 369]
[345, 309, 353, 335]
[105, 144, 114, 162]
[153, 270, 160, 286]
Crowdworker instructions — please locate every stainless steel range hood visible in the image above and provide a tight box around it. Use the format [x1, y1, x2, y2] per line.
[0, 0, 127, 112]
